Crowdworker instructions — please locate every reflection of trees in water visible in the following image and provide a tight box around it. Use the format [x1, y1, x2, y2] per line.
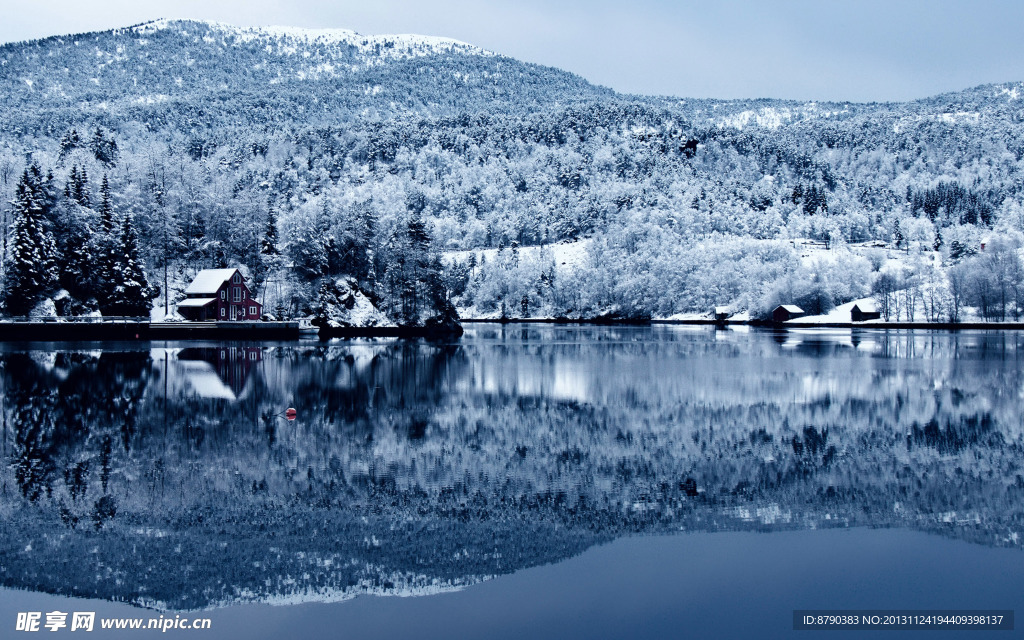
[2, 352, 150, 504]
[1, 331, 1023, 609]
[286, 342, 466, 440]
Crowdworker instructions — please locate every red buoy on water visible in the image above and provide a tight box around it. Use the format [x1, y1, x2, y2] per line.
[285, 408, 297, 421]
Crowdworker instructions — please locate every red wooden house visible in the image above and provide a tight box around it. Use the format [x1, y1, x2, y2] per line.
[177, 269, 262, 321]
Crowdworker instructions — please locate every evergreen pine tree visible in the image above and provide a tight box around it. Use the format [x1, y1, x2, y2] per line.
[290, 208, 328, 280]
[379, 212, 453, 326]
[76, 166, 90, 207]
[91, 127, 118, 166]
[60, 219, 95, 304]
[361, 202, 380, 289]
[91, 174, 119, 313]
[3, 165, 60, 315]
[57, 129, 81, 163]
[404, 213, 431, 323]
[260, 207, 280, 257]
[252, 206, 281, 296]
[106, 215, 153, 317]
[64, 165, 78, 200]
[98, 174, 114, 233]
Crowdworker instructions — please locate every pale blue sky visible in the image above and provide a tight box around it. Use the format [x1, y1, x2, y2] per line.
[2, 0, 1022, 102]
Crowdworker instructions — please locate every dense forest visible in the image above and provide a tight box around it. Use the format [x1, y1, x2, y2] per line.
[2, 20, 1024, 321]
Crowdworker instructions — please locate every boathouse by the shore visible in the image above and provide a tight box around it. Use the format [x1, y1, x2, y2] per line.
[850, 302, 881, 322]
[772, 305, 805, 322]
[177, 269, 262, 321]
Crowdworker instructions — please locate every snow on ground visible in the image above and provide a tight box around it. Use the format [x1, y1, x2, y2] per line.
[791, 238, 940, 266]
[788, 297, 881, 324]
[717, 107, 793, 130]
[791, 296, 987, 325]
[151, 303, 184, 322]
[659, 312, 710, 321]
[444, 238, 592, 273]
[131, 20, 489, 61]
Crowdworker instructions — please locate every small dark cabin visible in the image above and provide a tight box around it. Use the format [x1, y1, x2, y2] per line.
[850, 302, 881, 322]
[772, 305, 805, 323]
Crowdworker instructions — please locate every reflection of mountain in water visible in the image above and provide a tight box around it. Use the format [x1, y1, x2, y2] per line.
[0, 328, 1022, 610]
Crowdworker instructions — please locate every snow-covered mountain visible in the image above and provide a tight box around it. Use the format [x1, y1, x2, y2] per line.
[1, 21, 1024, 322]
[0, 18, 603, 126]
[6, 19, 1018, 129]
[129, 18, 489, 60]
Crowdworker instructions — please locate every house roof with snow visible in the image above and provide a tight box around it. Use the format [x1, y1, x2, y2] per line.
[851, 301, 877, 313]
[776, 305, 804, 314]
[177, 297, 217, 308]
[184, 269, 241, 295]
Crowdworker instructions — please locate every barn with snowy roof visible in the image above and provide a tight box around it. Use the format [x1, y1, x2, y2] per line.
[772, 304, 805, 323]
[177, 269, 262, 321]
[850, 301, 881, 322]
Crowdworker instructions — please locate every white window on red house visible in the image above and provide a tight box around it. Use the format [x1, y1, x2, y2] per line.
[220, 290, 226, 300]
[233, 288, 242, 302]
[250, 306, 257, 315]
[233, 273, 241, 284]
[220, 308, 225, 317]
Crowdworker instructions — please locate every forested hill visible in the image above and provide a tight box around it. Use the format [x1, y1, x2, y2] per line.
[0, 19, 612, 132]
[1, 20, 1024, 321]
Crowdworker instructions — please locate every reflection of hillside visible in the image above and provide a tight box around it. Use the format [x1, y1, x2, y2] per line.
[0, 329, 1023, 610]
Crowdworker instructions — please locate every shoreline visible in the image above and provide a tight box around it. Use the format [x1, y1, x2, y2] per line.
[315, 324, 464, 339]
[462, 317, 1024, 331]
[2, 317, 1023, 343]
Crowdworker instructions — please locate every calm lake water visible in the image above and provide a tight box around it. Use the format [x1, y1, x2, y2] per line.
[1, 325, 1022, 638]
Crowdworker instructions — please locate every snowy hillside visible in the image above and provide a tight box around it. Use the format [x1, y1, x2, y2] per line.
[0, 18, 601, 126]
[1, 20, 1024, 322]
[128, 19, 489, 65]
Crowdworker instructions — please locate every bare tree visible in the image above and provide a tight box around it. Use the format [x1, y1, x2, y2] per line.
[901, 266, 921, 321]
[921, 267, 949, 322]
[947, 263, 968, 323]
[872, 272, 898, 321]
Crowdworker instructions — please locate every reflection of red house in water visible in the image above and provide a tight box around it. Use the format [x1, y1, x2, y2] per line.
[177, 269, 262, 321]
[178, 347, 262, 400]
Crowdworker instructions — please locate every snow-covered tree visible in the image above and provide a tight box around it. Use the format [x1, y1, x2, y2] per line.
[104, 214, 153, 317]
[3, 165, 59, 315]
